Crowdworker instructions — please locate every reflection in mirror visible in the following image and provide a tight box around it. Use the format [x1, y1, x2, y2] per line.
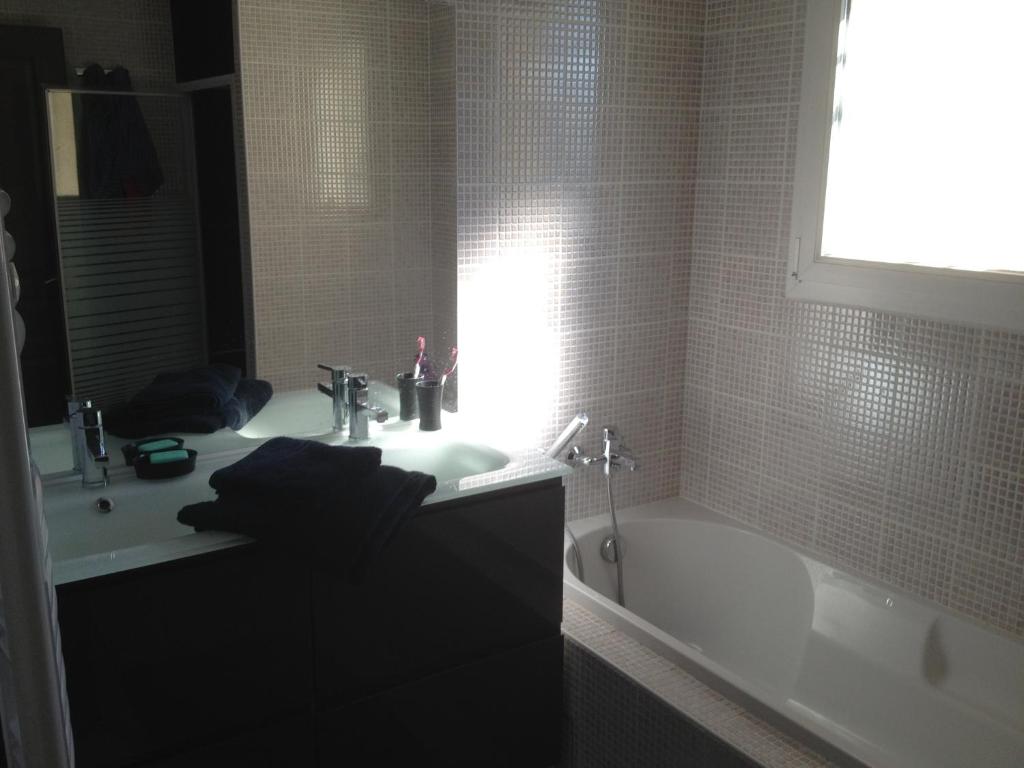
[14, 0, 456, 478]
[46, 88, 210, 408]
[238, 0, 457, 410]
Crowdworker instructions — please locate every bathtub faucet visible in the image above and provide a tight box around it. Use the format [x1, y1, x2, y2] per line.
[602, 427, 637, 475]
[567, 427, 638, 475]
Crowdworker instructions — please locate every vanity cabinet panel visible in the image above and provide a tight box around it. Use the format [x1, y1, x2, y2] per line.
[56, 545, 313, 767]
[140, 713, 314, 767]
[316, 635, 563, 768]
[53, 477, 565, 767]
[312, 480, 565, 709]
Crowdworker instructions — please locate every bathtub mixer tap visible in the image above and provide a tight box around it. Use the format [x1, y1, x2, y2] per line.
[553, 420, 635, 606]
[566, 427, 638, 476]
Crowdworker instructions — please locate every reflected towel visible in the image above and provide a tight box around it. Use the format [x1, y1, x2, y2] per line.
[104, 365, 272, 438]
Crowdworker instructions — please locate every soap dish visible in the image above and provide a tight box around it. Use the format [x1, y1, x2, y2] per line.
[132, 448, 197, 480]
[121, 437, 185, 467]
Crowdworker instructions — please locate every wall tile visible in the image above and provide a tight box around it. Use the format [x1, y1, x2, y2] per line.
[686, 0, 1024, 636]
[239, 0, 455, 392]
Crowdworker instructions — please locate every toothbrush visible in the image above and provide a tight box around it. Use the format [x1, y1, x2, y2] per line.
[440, 346, 458, 386]
[413, 336, 426, 378]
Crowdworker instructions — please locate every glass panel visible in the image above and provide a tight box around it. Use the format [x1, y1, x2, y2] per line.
[47, 89, 206, 408]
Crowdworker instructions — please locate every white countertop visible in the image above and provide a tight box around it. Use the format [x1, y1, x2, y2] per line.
[40, 389, 570, 585]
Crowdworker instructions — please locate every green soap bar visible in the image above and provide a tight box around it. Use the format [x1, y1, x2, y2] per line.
[149, 449, 190, 464]
[138, 439, 180, 454]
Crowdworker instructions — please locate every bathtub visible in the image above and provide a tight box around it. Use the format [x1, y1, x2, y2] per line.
[563, 498, 1024, 768]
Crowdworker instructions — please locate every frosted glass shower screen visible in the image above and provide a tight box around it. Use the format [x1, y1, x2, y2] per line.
[46, 89, 206, 407]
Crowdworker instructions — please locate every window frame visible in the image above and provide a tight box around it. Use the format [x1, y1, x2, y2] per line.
[787, 0, 1024, 331]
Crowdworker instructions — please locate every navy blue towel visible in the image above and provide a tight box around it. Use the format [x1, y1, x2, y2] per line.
[208, 437, 382, 500]
[132, 364, 241, 412]
[104, 365, 272, 438]
[178, 438, 436, 582]
[223, 378, 274, 431]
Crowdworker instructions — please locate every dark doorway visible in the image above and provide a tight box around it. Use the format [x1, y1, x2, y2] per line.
[0, 25, 70, 425]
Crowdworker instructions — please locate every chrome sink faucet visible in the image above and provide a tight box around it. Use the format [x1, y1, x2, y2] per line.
[68, 399, 109, 488]
[316, 364, 349, 432]
[346, 373, 388, 440]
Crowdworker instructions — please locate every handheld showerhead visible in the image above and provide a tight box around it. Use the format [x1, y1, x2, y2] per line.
[545, 412, 590, 460]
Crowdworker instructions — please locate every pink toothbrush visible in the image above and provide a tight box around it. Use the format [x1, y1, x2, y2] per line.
[440, 346, 458, 386]
[413, 336, 426, 378]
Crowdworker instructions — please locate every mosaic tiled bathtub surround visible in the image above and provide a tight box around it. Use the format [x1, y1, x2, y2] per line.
[682, 0, 1024, 636]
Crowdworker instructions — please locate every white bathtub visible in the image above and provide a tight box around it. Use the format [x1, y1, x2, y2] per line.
[563, 498, 1024, 768]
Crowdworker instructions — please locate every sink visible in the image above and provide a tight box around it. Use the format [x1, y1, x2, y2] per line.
[43, 464, 222, 562]
[236, 390, 337, 439]
[237, 386, 400, 440]
[382, 443, 509, 483]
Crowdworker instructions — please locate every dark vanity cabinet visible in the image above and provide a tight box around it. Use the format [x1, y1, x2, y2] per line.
[55, 479, 564, 767]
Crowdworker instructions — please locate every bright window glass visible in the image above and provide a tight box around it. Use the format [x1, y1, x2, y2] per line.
[820, 0, 1024, 274]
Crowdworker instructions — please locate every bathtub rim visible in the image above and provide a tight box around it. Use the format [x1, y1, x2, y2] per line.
[562, 496, 1024, 768]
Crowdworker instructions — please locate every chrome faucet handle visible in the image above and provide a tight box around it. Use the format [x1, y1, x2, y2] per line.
[347, 374, 387, 422]
[317, 363, 350, 432]
[602, 426, 638, 473]
[317, 363, 349, 376]
[317, 363, 349, 390]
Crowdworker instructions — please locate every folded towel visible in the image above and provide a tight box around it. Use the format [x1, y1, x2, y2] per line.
[209, 437, 382, 501]
[132, 364, 241, 411]
[105, 402, 225, 438]
[104, 365, 273, 439]
[178, 438, 436, 581]
[222, 378, 274, 431]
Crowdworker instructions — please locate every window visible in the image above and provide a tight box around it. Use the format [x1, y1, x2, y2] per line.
[788, 0, 1024, 330]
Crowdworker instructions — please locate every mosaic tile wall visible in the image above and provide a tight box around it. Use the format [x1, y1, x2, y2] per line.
[682, 0, 1024, 636]
[238, 0, 454, 392]
[0, 0, 176, 91]
[562, 637, 764, 768]
[452, 0, 702, 519]
[429, 2, 459, 408]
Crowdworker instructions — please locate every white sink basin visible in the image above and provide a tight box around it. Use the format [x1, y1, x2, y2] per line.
[382, 443, 508, 483]
[43, 464, 221, 563]
[235, 389, 338, 439]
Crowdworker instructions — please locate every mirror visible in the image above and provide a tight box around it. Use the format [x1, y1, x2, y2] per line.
[2, 0, 456, 474]
[46, 88, 218, 408]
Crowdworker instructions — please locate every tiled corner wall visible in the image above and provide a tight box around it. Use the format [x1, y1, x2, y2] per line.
[682, 0, 1024, 636]
[453, 0, 702, 519]
[0, 0, 176, 90]
[238, 0, 699, 507]
[238, 0, 446, 392]
[429, 2, 459, 408]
